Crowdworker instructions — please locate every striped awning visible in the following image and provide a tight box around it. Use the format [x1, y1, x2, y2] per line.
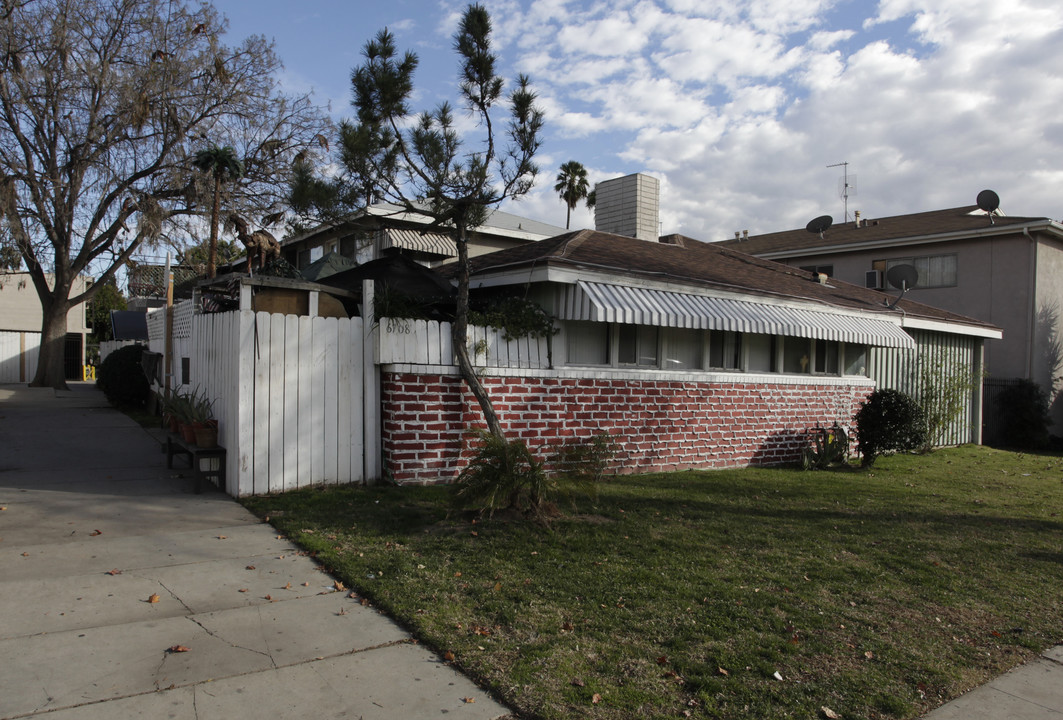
[381, 228, 456, 257]
[559, 281, 915, 349]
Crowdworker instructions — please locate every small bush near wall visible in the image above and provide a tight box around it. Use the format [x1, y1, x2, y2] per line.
[855, 389, 927, 467]
[96, 344, 150, 409]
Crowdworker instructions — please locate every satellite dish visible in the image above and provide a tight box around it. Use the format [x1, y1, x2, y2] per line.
[886, 264, 918, 291]
[805, 215, 833, 239]
[976, 189, 1000, 213]
[884, 263, 918, 309]
[977, 189, 999, 224]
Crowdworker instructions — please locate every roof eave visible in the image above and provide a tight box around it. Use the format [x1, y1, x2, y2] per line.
[754, 219, 1063, 260]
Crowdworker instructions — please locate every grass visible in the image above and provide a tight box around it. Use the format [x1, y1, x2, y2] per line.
[241, 446, 1063, 720]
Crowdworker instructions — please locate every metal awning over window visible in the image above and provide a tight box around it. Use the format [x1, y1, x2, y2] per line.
[381, 228, 456, 257]
[559, 281, 915, 349]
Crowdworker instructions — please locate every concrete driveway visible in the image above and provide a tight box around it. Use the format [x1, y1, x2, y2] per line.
[0, 382, 510, 720]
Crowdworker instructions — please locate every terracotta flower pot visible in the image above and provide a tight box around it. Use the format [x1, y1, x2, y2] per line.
[180, 422, 198, 443]
[194, 424, 218, 448]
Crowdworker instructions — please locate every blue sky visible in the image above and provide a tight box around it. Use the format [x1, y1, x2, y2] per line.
[212, 0, 1063, 240]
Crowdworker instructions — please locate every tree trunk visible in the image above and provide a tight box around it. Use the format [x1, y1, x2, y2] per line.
[30, 297, 72, 390]
[452, 229, 505, 439]
[207, 181, 220, 279]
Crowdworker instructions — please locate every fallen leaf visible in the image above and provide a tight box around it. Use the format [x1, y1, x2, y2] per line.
[303, 582, 310, 586]
[21, 552, 29, 557]
[571, 678, 585, 687]
[454, 571, 462, 577]
[337, 608, 348, 616]
[0, 506, 6, 510]
[148, 593, 161, 604]
[471, 531, 478, 537]
[462, 697, 475, 704]
[718, 667, 729, 676]
[822, 707, 840, 719]
[106, 569, 122, 576]
[238, 588, 248, 593]
[444, 650, 456, 662]
[773, 671, 784, 681]
[217, 535, 227, 540]
[264, 594, 273, 601]
[865, 651, 874, 659]
[592, 693, 602, 704]
[493, 582, 502, 592]
[333, 580, 345, 592]
[284, 582, 292, 590]
[656, 656, 668, 665]
[246, 565, 256, 570]
[561, 622, 574, 632]
[90, 529, 103, 536]
[167, 645, 190, 653]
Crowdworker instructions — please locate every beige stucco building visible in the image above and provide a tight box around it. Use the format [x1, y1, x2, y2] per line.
[718, 204, 1063, 434]
[0, 272, 91, 382]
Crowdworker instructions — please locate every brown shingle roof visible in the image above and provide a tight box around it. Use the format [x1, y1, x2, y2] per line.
[449, 229, 997, 331]
[715, 206, 1052, 256]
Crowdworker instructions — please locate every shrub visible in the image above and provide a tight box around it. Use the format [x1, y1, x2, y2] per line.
[801, 423, 849, 470]
[453, 430, 619, 521]
[855, 389, 927, 467]
[96, 344, 150, 409]
[996, 379, 1050, 449]
[547, 432, 619, 502]
[452, 429, 549, 519]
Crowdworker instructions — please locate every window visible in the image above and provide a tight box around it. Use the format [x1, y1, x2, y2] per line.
[619, 325, 659, 366]
[783, 337, 811, 373]
[745, 334, 776, 372]
[873, 254, 957, 288]
[799, 264, 834, 277]
[708, 330, 741, 370]
[566, 321, 609, 365]
[844, 344, 867, 376]
[662, 328, 702, 369]
[813, 339, 839, 374]
[309, 246, 324, 262]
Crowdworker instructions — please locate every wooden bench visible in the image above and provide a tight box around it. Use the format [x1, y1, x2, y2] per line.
[166, 434, 226, 494]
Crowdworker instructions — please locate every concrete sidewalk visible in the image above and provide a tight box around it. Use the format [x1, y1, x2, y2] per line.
[0, 382, 511, 720]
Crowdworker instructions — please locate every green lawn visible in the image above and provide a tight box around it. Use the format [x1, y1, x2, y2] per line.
[242, 446, 1063, 720]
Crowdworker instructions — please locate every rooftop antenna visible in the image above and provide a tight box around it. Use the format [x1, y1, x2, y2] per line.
[827, 161, 856, 222]
[976, 189, 1000, 225]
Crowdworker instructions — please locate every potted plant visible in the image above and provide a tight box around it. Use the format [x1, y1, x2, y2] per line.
[189, 391, 218, 448]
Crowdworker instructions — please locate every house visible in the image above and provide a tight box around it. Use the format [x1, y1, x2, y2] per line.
[715, 199, 1063, 435]
[0, 272, 91, 383]
[376, 180, 1000, 484]
[281, 202, 566, 270]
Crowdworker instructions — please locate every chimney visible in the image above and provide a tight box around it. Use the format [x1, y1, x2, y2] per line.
[734, 231, 741, 240]
[594, 173, 660, 241]
[742, 229, 749, 241]
[854, 210, 861, 228]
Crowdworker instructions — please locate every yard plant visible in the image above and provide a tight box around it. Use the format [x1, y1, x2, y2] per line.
[244, 446, 1063, 720]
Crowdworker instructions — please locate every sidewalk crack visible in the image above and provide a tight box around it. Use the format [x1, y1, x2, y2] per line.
[186, 616, 276, 666]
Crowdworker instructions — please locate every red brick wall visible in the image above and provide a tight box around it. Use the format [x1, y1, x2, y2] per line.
[381, 372, 872, 485]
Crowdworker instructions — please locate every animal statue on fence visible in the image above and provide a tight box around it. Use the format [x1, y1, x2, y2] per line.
[228, 214, 281, 273]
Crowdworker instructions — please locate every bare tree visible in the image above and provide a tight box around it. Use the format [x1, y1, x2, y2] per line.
[0, 0, 328, 388]
[295, 3, 544, 438]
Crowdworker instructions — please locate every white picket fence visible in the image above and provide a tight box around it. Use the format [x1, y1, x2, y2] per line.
[0, 330, 40, 383]
[378, 318, 551, 369]
[146, 304, 375, 496]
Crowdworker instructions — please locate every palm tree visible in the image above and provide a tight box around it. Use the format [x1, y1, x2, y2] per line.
[554, 160, 591, 230]
[192, 145, 244, 278]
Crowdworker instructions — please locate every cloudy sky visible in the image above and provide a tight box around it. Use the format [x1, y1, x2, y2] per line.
[213, 0, 1063, 241]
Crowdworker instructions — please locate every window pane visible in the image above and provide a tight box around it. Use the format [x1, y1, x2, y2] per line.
[814, 339, 839, 374]
[844, 344, 867, 376]
[746, 334, 774, 372]
[637, 326, 658, 366]
[618, 325, 636, 364]
[663, 328, 701, 369]
[567, 321, 609, 365]
[783, 337, 811, 373]
[709, 330, 741, 369]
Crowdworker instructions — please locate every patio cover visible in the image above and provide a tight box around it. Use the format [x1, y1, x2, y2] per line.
[559, 281, 915, 349]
